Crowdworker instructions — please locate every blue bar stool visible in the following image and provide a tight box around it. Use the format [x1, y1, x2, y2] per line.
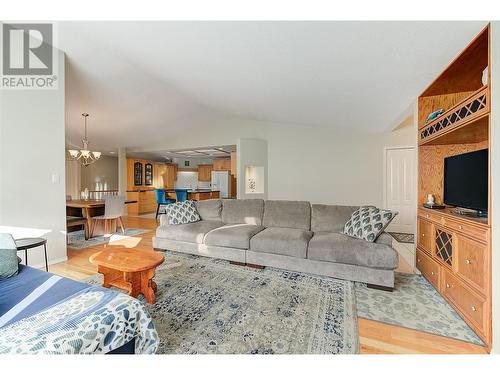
[174, 189, 188, 202]
[154, 189, 175, 219]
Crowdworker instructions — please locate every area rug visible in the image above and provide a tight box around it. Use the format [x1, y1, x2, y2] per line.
[67, 228, 150, 250]
[355, 273, 483, 345]
[387, 232, 414, 244]
[387, 232, 415, 243]
[85, 251, 359, 354]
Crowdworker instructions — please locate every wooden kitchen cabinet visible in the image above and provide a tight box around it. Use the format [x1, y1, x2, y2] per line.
[155, 163, 177, 189]
[129, 161, 176, 189]
[213, 158, 231, 171]
[198, 164, 213, 181]
[230, 151, 236, 175]
[127, 158, 149, 190]
[126, 190, 156, 215]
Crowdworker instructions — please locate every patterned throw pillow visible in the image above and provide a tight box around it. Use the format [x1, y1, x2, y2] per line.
[165, 200, 201, 225]
[342, 206, 397, 242]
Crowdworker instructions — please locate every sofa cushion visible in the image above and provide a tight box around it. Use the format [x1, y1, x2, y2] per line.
[262, 200, 311, 230]
[250, 227, 313, 258]
[204, 224, 265, 250]
[195, 199, 222, 222]
[0, 233, 19, 279]
[156, 221, 224, 244]
[342, 206, 397, 242]
[222, 199, 264, 225]
[311, 204, 358, 232]
[165, 200, 201, 225]
[307, 232, 399, 269]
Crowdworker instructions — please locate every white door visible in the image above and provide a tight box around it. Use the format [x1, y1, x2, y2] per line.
[384, 147, 416, 234]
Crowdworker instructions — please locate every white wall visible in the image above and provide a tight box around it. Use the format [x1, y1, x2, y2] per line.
[132, 118, 415, 206]
[489, 21, 500, 354]
[0, 50, 67, 268]
[238, 139, 268, 199]
[80, 154, 118, 191]
[65, 157, 81, 199]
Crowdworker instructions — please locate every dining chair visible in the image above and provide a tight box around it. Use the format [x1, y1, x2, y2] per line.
[174, 189, 188, 202]
[154, 189, 175, 220]
[90, 195, 126, 237]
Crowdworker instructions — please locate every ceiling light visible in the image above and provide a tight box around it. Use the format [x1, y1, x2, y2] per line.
[67, 113, 101, 167]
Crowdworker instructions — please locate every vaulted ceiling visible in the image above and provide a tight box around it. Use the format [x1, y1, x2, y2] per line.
[59, 21, 487, 152]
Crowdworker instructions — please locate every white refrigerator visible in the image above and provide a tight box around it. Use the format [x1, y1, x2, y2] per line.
[211, 171, 232, 198]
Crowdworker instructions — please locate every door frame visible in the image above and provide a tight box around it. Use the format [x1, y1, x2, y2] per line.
[382, 145, 417, 233]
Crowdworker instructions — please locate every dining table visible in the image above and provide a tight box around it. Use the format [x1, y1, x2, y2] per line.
[66, 199, 137, 239]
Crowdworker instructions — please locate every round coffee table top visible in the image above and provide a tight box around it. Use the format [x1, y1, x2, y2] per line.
[15, 237, 47, 250]
[89, 248, 164, 272]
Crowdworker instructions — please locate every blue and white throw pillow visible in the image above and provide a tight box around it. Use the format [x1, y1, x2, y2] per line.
[166, 200, 201, 225]
[342, 206, 397, 242]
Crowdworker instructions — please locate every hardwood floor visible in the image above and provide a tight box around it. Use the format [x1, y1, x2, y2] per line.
[50, 215, 488, 354]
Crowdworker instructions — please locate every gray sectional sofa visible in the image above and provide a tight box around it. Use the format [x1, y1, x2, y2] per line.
[152, 199, 399, 289]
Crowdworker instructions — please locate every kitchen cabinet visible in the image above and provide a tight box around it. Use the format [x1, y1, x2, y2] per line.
[128, 159, 177, 190]
[188, 191, 220, 201]
[127, 158, 147, 190]
[230, 151, 237, 176]
[126, 190, 156, 215]
[155, 163, 177, 189]
[198, 164, 213, 181]
[213, 158, 231, 171]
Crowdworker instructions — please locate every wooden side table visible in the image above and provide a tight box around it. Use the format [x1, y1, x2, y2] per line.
[15, 238, 48, 271]
[89, 248, 164, 304]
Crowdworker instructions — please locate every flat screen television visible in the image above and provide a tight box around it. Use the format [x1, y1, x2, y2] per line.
[444, 149, 488, 214]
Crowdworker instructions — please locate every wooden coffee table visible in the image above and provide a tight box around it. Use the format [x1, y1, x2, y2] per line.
[89, 248, 164, 304]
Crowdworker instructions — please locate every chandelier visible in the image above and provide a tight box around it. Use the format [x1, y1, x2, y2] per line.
[68, 113, 101, 166]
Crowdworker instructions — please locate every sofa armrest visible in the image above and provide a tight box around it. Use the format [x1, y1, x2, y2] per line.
[159, 215, 170, 226]
[375, 232, 393, 247]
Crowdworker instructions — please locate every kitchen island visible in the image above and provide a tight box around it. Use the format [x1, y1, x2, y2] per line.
[126, 189, 221, 215]
[165, 189, 220, 201]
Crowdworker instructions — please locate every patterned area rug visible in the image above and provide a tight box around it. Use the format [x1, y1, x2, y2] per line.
[67, 229, 150, 250]
[388, 232, 414, 244]
[355, 273, 483, 345]
[85, 251, 359, 354]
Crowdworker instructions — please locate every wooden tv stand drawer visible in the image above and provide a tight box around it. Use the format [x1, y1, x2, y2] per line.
[442, 270, 487, 339]
[416, 249, 440, 289]
[417, 208, 488, 243]
[417, 219, 433, 254]
[456, 234, 488, 293]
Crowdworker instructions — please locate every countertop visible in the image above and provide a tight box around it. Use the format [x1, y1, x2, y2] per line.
[127, 189, 220, 193]
[186, 189, 219, 193]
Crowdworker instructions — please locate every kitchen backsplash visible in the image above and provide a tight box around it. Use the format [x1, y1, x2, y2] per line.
[175, 171, 211, 189]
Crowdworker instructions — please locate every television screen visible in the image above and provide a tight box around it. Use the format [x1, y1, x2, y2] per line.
[444, 149, 488, 212]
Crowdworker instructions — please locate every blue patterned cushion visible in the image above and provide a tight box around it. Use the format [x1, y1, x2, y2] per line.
[166, 201, 201, 225]
[342, 206, 397, 242]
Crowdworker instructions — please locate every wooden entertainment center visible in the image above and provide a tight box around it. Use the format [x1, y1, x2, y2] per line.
[416, 25, 491, 348]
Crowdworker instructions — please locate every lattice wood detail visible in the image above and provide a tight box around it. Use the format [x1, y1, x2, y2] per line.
[435, 229, 453, 266]
[420, 88, 489, 143]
